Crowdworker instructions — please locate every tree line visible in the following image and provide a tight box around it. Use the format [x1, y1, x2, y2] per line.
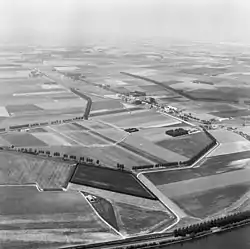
[173, 210, 250, 237]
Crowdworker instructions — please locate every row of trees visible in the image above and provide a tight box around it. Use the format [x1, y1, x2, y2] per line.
[174, 210, 250, 237]
[7, 116, 85, 132]
[12, 147, 100, 165]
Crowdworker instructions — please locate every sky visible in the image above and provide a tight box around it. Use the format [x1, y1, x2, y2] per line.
[0, 0, 250, 45]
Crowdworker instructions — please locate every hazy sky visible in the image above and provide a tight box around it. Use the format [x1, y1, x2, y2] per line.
[0, 0, 250, 45]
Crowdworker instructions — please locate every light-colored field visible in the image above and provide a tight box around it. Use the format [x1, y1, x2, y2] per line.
[54, 66, 80, 71]
[0, 151, 75, 189]
[0, 107, 10, 117]
[97, 110, 180, 128]
[36, 98, 86, 110]
[210, 130, 247, 143]
[209, 141, 250, 157]
[96, 128, 127, 141]
[32, 132, 77, 146]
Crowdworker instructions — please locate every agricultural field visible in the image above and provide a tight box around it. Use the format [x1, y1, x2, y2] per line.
[1, 132, 48, 147]
[95, 109, 180, 128]
[145, 149, 250, 218]
[172, 184, 250, 219]
[123, 134, 188, 162]
[0, 150, 75, 189]
[90, 99, 124, 112]
[155, 131, 213, 159]
[70, 163, 157, 199]
[112, 202, 175, 235]
[0, 185, 119, 249]
[208, 130, 250, 156]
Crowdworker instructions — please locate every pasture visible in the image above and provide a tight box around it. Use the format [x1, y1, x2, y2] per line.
[70, 163, 157, 199]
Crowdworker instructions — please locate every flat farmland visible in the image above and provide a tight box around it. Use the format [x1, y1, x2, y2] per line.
[95, 128, 127, 141]
[137, 126, 191, 143]
[113, 202, 175, 235]
[96, 110, 180, 128]
[146, 150, 250, 185]
[91, 100, 124, 112]
[123, 134, 188, 162]
[145, 147, 250, 218]
[0, 186, 119, 248]
[209, 141, 250, 157]
[156, 168, 250, 198]
[46, 144, 152, 168]
[0, 151, 75, 189]
[6, 104, 44, 115]
[70, 163, 157, 199]
[155, 131, 213, 158]
[75, 120, 113, 130]
[55, 130, 108, 146]
[46, 123, 89, 133]
[1, 133, 48, 147]
[32, 132, 78, 146]
[210, 109, 250, 118]
[210, 130, 246, 143]
[172, 184, 250, 218]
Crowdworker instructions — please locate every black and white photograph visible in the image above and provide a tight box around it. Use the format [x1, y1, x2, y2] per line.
[0, 0, 250, 248]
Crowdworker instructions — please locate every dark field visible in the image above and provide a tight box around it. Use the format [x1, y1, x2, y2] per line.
[156, 132, 212, 158]
[114, 202, 175, 235]
[145, 150, 250, 185]
[172, 184, 250, 218]
[71, 164, 157, 199]
[186, 87, 250, 103]
[179, 67, 228, 76]
[210, 109, 250, 118]
[6, 104, 44, 114]
[1, 133, 47, 147]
